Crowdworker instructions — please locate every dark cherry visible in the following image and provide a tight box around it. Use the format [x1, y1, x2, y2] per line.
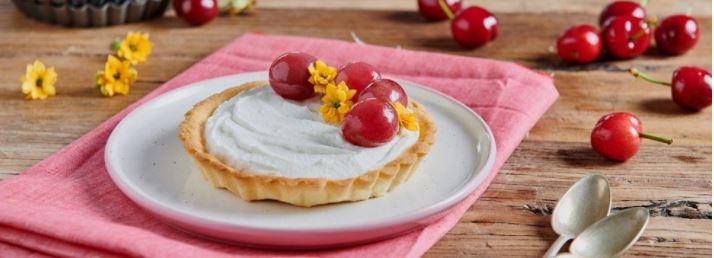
[557, 25, 603, 63]
[591, 112, 672, 161]
[342, 98, 399, 147]
[599, 1, 646, 27]
[334, 62, 382, 98]
[417, 0, 462, 21]
[630, 67, 712, 111]
[175, 0, 218, 26]
[602, 16, 652, 59]
[450, 6, 498, 49]
[358, 79, 408, 106]
[268, 52, 317, 100]
[655, 14, 700, 55]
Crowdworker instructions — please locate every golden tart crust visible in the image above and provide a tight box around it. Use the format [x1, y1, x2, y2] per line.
[178, 81, 436, 207]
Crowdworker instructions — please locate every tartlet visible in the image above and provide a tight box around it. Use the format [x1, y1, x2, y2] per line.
[179, 81, 435, 207]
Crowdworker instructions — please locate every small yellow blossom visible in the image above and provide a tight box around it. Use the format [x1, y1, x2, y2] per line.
[318, 82, 356, 124]
[308, 60, 337, 94]
[117, 31, 152, 65]
[20, 60, 57, 100]
[393, 102, 418, 131]
[219, 0, 256, 15]
[95, 55, 137, 97]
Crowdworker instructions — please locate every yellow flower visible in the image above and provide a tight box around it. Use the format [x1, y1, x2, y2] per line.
[96, 55, 137, 97]
[308, 60, 337, 94]
[219, 0, 256, 15]
[393, 102, 418, 131]
[117, 31, 152, 65]
[20, 60, 57, 100]
[318, 82, 356, 124]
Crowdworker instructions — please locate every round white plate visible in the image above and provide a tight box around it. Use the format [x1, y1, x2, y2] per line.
[105, 71, 496, 249]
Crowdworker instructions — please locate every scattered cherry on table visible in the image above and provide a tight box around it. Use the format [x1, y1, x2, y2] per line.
[602, 16, 652, 59]
[174, 0, 219, 26]
[417, 0, 462, 21]
[358, 79, 409, 106]
[655, 14, 701, 55]
[268, 52, 318, 100]
[557, 25, 603, 64]
[342, 98, 399, 147]
[335, 62, 382, 98]
[629, 67, 712, 111]
[598, 0, 647, 27]
[450, 6, 499, 48]
[591, 112, 673, 161]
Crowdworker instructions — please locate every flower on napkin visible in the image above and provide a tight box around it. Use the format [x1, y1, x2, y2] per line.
[20, 60, 57, 100]
[319, 82, 356, 124]
[116, 32, 152, 65]
[95, 55, 137, 97]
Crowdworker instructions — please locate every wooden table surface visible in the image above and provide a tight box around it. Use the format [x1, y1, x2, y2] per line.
[0, 0, 711, 257]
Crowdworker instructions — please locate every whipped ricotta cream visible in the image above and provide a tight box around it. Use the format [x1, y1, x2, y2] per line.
[203, 85, 419, 180]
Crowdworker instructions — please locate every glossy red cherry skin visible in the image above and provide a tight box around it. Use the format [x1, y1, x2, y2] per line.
[602, 16, 652, 59]
[591, 112, 643, 161]
[671, 66, 712, 111]
[342, 99, 399, 147]
[417, 0, 462, 21]
[334, 62, 382, 98]
[557, 25, 603, 63]
[450, 6, 498, 49]
[599, 1, 646, 27]
[655, 15, 700, 55]
[175, 0, 218, 26]
[358, 79, 408, 106]
[268, 52, 317, 100]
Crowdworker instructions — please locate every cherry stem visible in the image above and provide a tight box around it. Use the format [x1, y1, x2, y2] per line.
[437, 0, 455, 20]
[639, 132, 674, 145]
[629, 68, 671, 87]
[639, 0, 648, 7]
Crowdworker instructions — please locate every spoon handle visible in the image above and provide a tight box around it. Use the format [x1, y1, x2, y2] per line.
[543, 235, 571, 258]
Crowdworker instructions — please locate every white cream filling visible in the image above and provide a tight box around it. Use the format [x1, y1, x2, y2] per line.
[203, 85, 419, 180]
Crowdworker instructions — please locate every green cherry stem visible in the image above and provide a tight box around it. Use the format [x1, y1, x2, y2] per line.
[437, 0, 455, 20]
[639, 0, 648, 7]
[629, 68, 671, 87]
[639, 132, 674, 144]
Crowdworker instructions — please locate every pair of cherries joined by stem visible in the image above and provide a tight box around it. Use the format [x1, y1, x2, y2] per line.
[417, 0, 498, 49]
[629, 67, 712, 111]
[557, 1, 700, 63]
[268, 52, 409, 147]
[591, 112, 672, 161]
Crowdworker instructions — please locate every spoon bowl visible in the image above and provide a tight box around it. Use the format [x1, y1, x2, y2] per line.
[544, 174, 612, 258]
[569, 207, 650, 257]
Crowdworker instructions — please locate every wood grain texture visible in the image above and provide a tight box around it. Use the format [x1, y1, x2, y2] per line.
[0, 1, 710, 257]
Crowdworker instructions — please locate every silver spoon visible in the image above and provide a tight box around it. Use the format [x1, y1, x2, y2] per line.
[543, 174, 611, 258]
[555, 207, 650, 258]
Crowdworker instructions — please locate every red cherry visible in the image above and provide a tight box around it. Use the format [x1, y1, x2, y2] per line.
[629, 67, 712, 111]
[655, 15, 700, 55]
[172, 0, 185, 16]
[591, 112, 672, 161]
[342, 99, 399, 147]
[358, 79, 408, 106]
[417, 0, 462, 21]
[602, 16, 652, 59]
[599, 1, 646, 27]
[175, 0, 218, 26]
[450, 6, 498, 49]
[334, 62, 382, 98]
[557, 25, 603, 63]
[268, 52, 317, 100]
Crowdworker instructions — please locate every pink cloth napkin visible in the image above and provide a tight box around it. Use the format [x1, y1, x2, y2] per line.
[0, 33, 557, 257]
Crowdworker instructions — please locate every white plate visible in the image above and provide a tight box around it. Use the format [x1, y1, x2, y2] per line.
[105, 71, 496, 249]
